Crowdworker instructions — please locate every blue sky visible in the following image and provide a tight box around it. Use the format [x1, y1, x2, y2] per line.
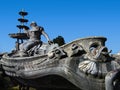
[0, 0, 120, 54]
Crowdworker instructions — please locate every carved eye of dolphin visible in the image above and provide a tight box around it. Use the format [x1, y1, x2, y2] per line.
[89, 44, 99, 56]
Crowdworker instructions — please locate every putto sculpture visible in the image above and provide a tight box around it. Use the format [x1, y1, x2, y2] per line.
[0, 10, 120, 90]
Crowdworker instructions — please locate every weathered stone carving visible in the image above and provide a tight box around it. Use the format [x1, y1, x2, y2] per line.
[1, 11, 120, 90]
[17, 21, 51, 57]
[1, 36, 120, 90]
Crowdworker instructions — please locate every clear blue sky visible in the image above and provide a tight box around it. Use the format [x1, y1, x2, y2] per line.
[0, 0, 120, 54]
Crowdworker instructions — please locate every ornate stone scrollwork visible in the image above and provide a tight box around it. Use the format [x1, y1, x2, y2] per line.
[47, 44, 67, 59]
[70, 44, 85, 57]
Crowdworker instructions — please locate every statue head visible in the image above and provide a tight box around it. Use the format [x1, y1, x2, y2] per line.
[30, 21, 37, 27]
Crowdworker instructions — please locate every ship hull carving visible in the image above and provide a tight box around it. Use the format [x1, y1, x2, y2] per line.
[1, 36, 120, 90]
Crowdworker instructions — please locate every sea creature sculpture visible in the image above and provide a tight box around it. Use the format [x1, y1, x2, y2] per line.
[1, 36, 120, 90]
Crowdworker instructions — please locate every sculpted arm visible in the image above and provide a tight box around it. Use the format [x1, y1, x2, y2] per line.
[40, 27, 53, 45]
[41, 30, 51, 42]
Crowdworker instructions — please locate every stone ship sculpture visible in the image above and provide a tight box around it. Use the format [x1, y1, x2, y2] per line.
[1, 10, 120, 90]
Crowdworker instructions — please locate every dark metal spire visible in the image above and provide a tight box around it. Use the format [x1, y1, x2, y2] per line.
[9, 9, 29, 50]
[17, 9, 29, 32]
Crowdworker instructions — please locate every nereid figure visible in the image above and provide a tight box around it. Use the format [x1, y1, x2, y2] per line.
[19, 21, 51, 55]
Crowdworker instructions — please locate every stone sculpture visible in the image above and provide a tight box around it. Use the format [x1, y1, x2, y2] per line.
[1, 11, 120, 90]
[1, 36, 120, 90]
[19, 21, 52, 57]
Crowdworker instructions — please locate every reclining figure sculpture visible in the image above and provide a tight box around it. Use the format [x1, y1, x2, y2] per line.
[16, 21, 52, 57]
[0, 23, 120, 90]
